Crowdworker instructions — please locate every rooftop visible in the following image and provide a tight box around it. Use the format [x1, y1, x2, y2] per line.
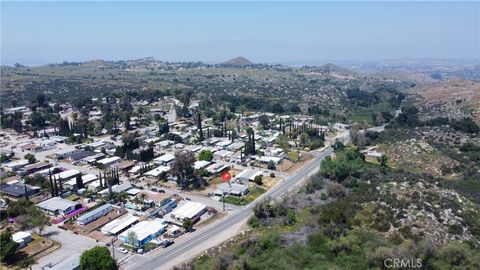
[102, 213, 139, 235]
[0, 183, 40, 197]
[171, 201, 206, 220]
[153, 153, 175, 164]
[37, 197, 77, 212]
[119, 219, 167, 242]
[77, 203, 112, 222]
[145, 166, 170, 177]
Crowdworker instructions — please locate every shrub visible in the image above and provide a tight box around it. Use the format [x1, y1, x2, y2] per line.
[267, 160, 276, 170]
[254, 175, 263, 186]
[327, 183, 345, 198]
[198, 150, 214, 161]
[305, 174, 324, 194]
[248, 216, 260, 228]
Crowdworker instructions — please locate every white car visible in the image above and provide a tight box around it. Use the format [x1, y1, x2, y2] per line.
[117, 247, 128, 254]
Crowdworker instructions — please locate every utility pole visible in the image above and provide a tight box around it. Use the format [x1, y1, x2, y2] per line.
[222, 192, 226, 212]
[111, 238, 116, 261]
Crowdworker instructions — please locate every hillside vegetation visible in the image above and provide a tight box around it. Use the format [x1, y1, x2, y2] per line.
[178, 147, 480, 270]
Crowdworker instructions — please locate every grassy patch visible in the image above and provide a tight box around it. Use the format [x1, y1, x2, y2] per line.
[143, 242, 158, 252]
[243, 186, 267, 204]
[221, 186, 267, 206]
[288, 151, 299, 162]
[67, 194, 80, 201]
[221, 196, 247, 206]
[349, 112, 373, 124]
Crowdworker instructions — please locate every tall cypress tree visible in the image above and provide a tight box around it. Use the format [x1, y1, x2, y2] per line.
[24, 184, 29, 201]
[49, 174, 55, 197]
[76, 174, 83, 189]
[197, 110, 204, 141]
[53, 176, 58, 196]
[59, 177, 63, 194]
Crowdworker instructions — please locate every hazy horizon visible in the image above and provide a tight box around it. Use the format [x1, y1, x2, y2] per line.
[2, 1, 479, 66]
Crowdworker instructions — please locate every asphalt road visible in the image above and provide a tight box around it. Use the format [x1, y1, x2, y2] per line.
[129, 139, 343, 270]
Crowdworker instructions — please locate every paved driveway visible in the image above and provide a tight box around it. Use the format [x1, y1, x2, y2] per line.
[33, 225, 129, 269]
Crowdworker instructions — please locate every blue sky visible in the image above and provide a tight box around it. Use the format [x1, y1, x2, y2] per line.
[1, 1, 479, 65]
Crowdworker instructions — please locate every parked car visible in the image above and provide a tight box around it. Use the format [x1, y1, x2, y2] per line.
[117, 247, 128, 254]
[162, 239, 174, 248]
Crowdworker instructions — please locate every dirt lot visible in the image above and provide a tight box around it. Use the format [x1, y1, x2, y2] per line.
[89, 229, 114, 243]
[277, 153, 313, 173]
[21, 233, 57, 257]
[261, 175, 281, 189]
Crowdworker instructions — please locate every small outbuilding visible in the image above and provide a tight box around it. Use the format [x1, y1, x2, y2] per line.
[12, 231, 32, 248]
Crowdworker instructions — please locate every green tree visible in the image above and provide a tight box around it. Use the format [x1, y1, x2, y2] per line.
[299, 132, 310, 147]
[24, 153, 37, 164]
[0, 230, 18, 264]
[27, 206, 48, 236]
[11, 119, 22, 133]
[0, 154, 8, 163]
[127, 231, 138, 249]
[29, 111, 46, 129]
[258, 114, 270, 129]
[254, 175, 263, 186]
[377, 155, 388, 167]
[183, 218, 193, 232]
[6, 198, 34, 217]
[35, 93, 47, 108]
[267, 160, 276, 170]
[198, 150, 213, 161]
[80, 246, 117, 270]
[170, 151, 196, 189]
[76, 174, 84, 189]
[396, 106, 419, 126]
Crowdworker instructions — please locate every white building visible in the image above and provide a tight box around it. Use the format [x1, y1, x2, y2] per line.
[155, 140, 174, 148]
[119, 219, 168, 247]
[51, 169, 80, 181]
[12, 231, 32, 248]
[235, 169, 263, 183]
[213, 150, 234, 161]
[215, 182, 249, 197]
[101, 214, 139, 236]
[259, 156, 282, 164]
[97, 156, 121, 167]
[37, 197, 78, 216]
[64, 173, 98, 190]
[76, 204, 113, 225]
[153, 153, 175, 165]
[3, 160, 29, 172]
[193, 160, 211, 170]
[185, 145, 202, 153]
[171, 201, 207, 221]
[206, 164, 229, 175]
[144, 166, 170, 178]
